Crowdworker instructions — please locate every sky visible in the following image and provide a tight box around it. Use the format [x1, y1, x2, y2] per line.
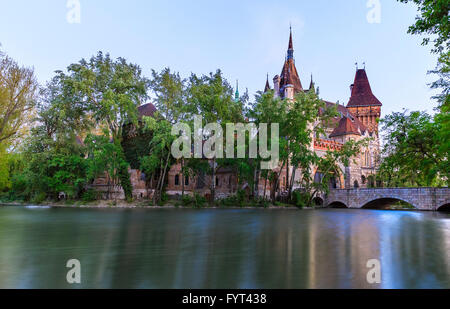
[0, 0, 440, 117]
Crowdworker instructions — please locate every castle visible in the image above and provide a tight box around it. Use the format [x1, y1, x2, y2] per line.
[163, 28, 382, 199]
[94, 29, 382, 200]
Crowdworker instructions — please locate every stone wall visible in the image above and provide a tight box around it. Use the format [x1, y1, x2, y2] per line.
[325, 187, 450, 210]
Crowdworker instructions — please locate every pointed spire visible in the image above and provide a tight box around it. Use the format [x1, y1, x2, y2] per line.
[287, 26, 294, 60]
[309, 74, 315, 93]
[235, 80, 240, 102]
[264, 73, 271, 92]
[288, 25, 293, 50]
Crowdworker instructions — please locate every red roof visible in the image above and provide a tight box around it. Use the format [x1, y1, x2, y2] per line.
[330, 116, 361, 137]
[347, 69, 382, 107]
[280, 59, 303, 93]
[138, 103, 157, 117]
[324, 101, 368, 135]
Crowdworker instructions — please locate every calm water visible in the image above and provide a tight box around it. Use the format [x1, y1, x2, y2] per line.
[0, 206, 449, 289]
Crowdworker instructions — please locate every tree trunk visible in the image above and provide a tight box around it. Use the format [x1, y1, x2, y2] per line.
[263, 172, 268, 201]
[181, 159, 185, 198]
[288, 166, 297, 201]
[157, 151, 172, 204]
[211, 158, 216, 204]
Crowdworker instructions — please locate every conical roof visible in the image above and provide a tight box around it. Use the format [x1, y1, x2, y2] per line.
[347, 69, 382, 107]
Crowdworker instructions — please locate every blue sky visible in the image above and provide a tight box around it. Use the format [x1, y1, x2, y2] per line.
[0, 0, 440, 116]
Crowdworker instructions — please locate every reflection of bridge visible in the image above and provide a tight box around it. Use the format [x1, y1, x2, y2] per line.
[324, 188, 450, 211]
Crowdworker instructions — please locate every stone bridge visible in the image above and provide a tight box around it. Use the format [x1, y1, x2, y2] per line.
[323, 188, 450, 211]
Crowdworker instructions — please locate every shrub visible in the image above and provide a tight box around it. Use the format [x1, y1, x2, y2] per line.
[82, 189, 98, 203]
[292, 191, 311, 208]
[31, 192, 47, 205]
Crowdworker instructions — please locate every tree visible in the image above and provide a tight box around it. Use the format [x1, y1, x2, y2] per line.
[378, 110, 448, 187]
[186, 70, 245, 203]
[0, 51, 38, 146]
[58, 52, 150, 200]
[86, 133, 130, 201]
[0, 144, 10, 191]
[140, 116, 175, 205]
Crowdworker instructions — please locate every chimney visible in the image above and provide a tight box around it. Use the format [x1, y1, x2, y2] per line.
[273, 75, 281, 97]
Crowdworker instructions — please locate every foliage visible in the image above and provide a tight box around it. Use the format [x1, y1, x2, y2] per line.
[378, 110, 448, 187]
[0, 145, 10, 191]
[85, 134, 131, 199]
[0, 51, 38, 146]
[181, 193, 207, 208]
[140, 115, 175, 204]
[398, 0, 449, 53]
[186, 70, 246, 203]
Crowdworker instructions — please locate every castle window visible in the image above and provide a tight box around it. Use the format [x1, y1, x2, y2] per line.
[354, 180, 359, 188]
[175, 175, 180, 186]
[364, 151, 371, 167]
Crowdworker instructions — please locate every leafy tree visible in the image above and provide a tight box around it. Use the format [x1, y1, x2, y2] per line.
[0, 144, 10, 191]
[140, 116, 175, 205]
[186, 70, 245, 203]
[58, 52, 150, 200]
[378, 110, 448, 187]
[0, 51, 38, 146]
[85, 133, 131, 201]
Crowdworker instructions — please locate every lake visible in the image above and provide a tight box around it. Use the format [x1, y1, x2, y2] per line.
[0, 206, 449, 289]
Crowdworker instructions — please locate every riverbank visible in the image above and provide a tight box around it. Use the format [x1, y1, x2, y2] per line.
[0, 201, 440, 211]
[0, 200, 303, 210]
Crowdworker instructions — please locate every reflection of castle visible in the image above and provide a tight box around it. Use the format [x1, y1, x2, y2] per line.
[114, 28, 382, 200]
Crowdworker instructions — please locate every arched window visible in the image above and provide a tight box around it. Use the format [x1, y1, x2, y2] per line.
[314, 172, 324, 184]
[175, 175, 180, 186]
[330, 177, 337, 189]
[361, 175, 366, 184]
[185, 176, 189, 186]
[354, 180, 359, 188]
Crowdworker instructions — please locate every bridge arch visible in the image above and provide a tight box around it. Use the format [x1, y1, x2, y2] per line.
[327, 201, 348, 209]
[313, 197, 324, 207]
[437, 204, 450, 212]
[361, 197, 417, 210]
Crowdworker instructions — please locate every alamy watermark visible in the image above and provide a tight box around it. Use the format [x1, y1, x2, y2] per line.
[366, 259, 381, 284]
[367, 0, 381, 24]
[66, 259, 81, 284]
[171, 115, 279, 170]
[66, 0, 81, 24]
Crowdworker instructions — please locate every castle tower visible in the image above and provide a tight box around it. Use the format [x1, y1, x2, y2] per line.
[346, 68, 382, 134]
[279, 27, 303, 99]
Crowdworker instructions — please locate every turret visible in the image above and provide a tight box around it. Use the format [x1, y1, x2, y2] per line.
[279, 27, 303, 98]
[264, 74, 271, 93]
[346, 67, 382, 134]
[273, 75, 281, 98]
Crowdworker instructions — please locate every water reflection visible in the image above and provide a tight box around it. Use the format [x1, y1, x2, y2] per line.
[0, 207, 448, 289]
